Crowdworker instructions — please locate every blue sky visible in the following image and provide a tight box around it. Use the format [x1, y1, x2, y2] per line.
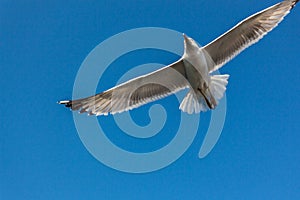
[1, 0, 300, 199]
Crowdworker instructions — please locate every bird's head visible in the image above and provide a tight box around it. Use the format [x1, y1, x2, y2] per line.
[183, 33, 201, 56]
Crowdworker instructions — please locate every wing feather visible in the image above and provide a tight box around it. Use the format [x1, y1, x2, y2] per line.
[59, 59, 189, 115]
[203, 0, 299, 72]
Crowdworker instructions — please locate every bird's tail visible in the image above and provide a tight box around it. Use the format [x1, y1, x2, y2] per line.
[179, 74, 229, 114]
[210, 74, 229, 103]
[179, 91, 202, 114]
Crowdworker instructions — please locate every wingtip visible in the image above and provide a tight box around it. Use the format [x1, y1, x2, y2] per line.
[58, 100, 72, 107]
[290, 0, 299, 8]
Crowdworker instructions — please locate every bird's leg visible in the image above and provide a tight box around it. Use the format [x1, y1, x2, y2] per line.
[198, 82, 217, 110]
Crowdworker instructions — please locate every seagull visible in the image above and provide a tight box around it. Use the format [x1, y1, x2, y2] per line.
[59, 0, 298, 116]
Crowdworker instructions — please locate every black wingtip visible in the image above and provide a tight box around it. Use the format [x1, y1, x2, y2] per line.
[58, 100, 72, 108]
[292, 0, 299, 8]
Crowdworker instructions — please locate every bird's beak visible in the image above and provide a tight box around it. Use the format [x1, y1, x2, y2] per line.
[183, 33, 197, 48]
[183, 33, 188, 41]
[183, 33, 190, 49]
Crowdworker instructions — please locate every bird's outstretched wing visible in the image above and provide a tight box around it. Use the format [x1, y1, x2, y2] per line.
[59, 60, 189, 115]
[203, 0, 299, 72]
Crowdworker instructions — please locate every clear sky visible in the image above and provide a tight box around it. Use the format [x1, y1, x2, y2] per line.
[1, 0, 300, 199]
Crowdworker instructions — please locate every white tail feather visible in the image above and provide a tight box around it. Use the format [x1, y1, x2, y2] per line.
[210, 74, 229, 101]
[179, 74, 229, 114]
[179, 91, 209, 114]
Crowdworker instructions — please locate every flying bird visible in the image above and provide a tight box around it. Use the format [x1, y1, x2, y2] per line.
[59, 0, 299, 115]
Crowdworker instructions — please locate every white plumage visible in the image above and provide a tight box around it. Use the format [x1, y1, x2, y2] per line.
[59, 0, 298, 115]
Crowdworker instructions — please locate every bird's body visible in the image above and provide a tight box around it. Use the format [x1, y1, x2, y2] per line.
[181, 34, 226, 112]
[59, 0, 299, 116]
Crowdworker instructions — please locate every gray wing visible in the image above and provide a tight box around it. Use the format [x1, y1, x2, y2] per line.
[203, 0, 299, 72]
[59, 59, 189, 115]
